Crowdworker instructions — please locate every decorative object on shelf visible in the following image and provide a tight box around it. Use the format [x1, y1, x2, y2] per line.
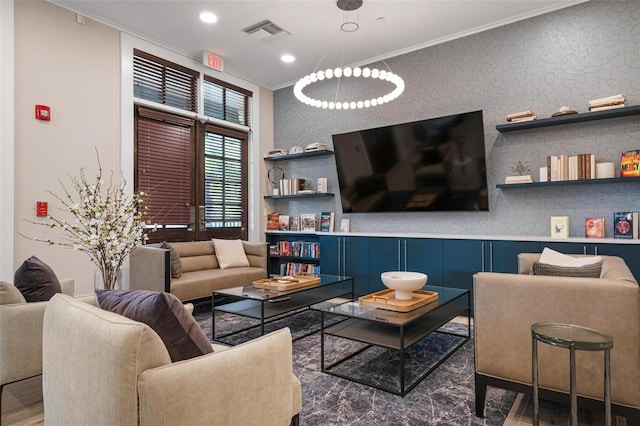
[305, 142, 327, 152]
[589, 94, 625, 112]
[267, 149, 287, 157]
[505, 161, 533, 184]
[319, 211, 335, 232]
[300, 213, 317, 231]
[614, 211, 639, 239]
[596, 162, 615, 178]
[539, 167, 548, 182]
[339, 218, 351, 232]
[289, 216, 300, 232]
[293, 0, 405, 110]
[585, 217, 605, 238]
[267, 212, 281, 230]
[288, 145, 303, 154]
[551, 106, 578, 117]
[620, 150, 640, 177]
[506, 110, 536, 123]
[380, 271, 428, 300]
[278, 214, 290, 231]
[267, 166, 285, 194]
[21, 152, 149, 290]
[550, 216, 569, 239]
[317, 177, 328, 193]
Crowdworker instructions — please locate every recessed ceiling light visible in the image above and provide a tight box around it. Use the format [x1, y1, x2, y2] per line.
[199, 12, 218, 24]
[281, 54, 295, 63]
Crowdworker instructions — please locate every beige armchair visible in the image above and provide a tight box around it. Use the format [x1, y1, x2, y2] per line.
[473, 253, 640, 423]
[0, 279, 74, 413]
[42, 294, 302, 425]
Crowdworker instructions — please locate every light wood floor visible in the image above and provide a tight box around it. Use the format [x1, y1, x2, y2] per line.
[1, 376, 44, 425]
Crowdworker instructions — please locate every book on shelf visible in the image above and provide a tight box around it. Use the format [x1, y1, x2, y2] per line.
[267, 212, 280, 230]
[620, 150, 640, 177]
[585, 217, 605, 238]
[613, 211, 639, 239]
[272, 241, 319, 258]
[279, 262, 320, 276]
[504, 175, 532, 184]
[340, 218, 351, 232]
[278, 215, 289, 231]
[300, 213, 317, 231]
[269, 244, 279, 256]
[589, 103, 625, 112]
[546, 153, 595, 181]
[289, 216, 300, 232]
[550, 216, 569, 238]
[506, 110, 535, 122]
[319, 211, 335, 232]
[509, 115, 537, 123]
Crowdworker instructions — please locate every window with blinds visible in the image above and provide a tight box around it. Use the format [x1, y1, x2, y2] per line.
[203, 75, 252, 126]
[135, 107, 193, 227]
[203, 127, 247, 228]
[133, 49, 199, 112]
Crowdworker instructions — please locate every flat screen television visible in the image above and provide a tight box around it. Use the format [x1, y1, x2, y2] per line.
[331, 110, 489, 213]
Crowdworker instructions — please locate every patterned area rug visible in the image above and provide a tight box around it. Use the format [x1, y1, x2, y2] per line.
[194, 300, 516, 425]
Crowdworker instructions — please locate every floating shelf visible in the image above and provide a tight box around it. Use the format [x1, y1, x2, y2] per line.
[496, 176, 640, 189]
[264, 150, 334, 161]
[496, 105, 640, 132]
[264, 193, 335, 199]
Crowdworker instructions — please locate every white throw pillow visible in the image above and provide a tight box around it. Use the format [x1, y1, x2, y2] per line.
[539, 247, 602, 267]
[212, 239, 250, 269]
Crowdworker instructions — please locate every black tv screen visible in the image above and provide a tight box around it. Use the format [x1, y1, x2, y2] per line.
[331, 110, 489, 213]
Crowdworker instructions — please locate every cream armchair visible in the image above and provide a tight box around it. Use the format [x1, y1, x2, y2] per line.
[0, 279, 74, 412]
[473, 253, 640, 423]
[42, 294, 302, 426]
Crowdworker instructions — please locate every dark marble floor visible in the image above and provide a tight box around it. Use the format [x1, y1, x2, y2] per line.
[194, 300, 515, 425]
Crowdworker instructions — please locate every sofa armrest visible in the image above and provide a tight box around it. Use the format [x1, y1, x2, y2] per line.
[137, 327, 298, 426]
[473, 272, 640, 406]
[130, 246, 170, 293]
[0, 301, 48, 384]
[243, 241, 268, 271]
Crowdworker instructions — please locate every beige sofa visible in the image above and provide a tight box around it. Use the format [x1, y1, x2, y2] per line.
[43, 294, 301, 425]
[0, 278, 74, 412]
[473, 253, 640, 423]
[130, 240, 268, 301]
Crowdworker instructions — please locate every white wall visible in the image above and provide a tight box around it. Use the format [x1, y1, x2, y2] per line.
[14, 0, 120, 295]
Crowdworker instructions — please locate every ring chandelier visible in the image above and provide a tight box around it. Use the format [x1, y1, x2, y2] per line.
[293, 0, 405, 110]
[293, 66, 405, 110]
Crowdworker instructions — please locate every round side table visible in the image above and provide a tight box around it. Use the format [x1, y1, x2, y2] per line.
[531, 322, 614, 426]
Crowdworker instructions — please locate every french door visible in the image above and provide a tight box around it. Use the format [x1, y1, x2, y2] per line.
[135, 106, 248, 243]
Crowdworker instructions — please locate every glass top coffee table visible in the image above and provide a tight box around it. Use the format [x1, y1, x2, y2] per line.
[212, 274, 353, 345]
[314, 285, 470, 396]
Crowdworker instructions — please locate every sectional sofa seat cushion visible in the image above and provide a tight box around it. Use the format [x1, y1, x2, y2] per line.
[96, 289, 213, 362]
[14, 256, 62, 302]
[0, 281, 27, 305]
[212, 238, 250, 269]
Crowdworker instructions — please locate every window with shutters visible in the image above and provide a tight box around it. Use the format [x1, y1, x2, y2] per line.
[203, 127, 247, 229]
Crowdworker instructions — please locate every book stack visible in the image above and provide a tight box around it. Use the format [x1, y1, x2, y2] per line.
[504, 175, 533, 184]
[546, 153, 596, 181]
[506, 110, 536, 123]
[267, 149, 288, 157]
[589, 94, 625, 112]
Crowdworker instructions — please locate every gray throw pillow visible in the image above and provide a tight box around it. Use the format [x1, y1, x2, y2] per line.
[530, 261, 603, 278]
[14, 256, 62, 302]
[160, 241, 182, 278]
[0, 281, 27, 305]
[96, 289, 213, 362]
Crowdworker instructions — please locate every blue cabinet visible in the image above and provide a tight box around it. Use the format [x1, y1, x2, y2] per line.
[319, 235, 369, 296]
[488, 240, 541, 273]
[368, 237, 443, 293]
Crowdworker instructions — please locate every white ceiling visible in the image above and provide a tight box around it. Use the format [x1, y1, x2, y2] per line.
[52, 0, 588, 90]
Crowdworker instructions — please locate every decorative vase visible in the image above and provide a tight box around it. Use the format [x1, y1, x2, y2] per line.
[94, 269, 122, 290]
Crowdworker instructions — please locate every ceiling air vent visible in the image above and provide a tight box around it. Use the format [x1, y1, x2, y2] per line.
[242, 19, 290, 42]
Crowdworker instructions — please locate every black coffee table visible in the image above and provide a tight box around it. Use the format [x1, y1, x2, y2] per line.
[314, 285, 470, 396]
[212, 274, 353, 345]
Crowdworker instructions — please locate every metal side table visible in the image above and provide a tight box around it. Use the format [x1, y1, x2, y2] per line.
[531, 322, 614, 426]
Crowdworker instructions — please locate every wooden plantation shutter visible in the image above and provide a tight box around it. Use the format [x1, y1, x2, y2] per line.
[203, 125, 248, 229]
[135, 107, 193, 226]
[133, 49, 199, 112]
[203, 75, 252, 126]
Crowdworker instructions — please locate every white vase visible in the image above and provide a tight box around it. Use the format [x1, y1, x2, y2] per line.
[94, 269, 122, 290]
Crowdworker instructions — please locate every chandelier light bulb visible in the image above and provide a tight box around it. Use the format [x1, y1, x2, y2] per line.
[310, 73, 318, 82]
[322, 101, 328, 108]
[353, 67, 362, 77]
[371, 69, 380, 79]
[364, 100, 371, 108]
[334, 67, 343, 78]
[329, 102, 335, 109]
[325, 68, 334, 79]
[343, 67, 352, 77]
[336, 103, 342, 110]
[342, 101, 349, 109]
[363, 68, 371, 78]
[317, 71, 325, 80]
[357, 101, 364, 108]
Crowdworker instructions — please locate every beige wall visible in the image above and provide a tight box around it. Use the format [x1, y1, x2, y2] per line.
[14, 0, 120, 295]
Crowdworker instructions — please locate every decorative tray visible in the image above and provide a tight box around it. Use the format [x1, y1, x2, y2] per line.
[359, 289, 438, 312]
[252, 275, 321, 291]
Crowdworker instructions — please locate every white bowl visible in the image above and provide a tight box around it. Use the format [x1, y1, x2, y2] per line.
[380, 271, 428, 300]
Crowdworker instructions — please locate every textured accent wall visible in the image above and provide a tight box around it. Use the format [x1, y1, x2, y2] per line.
[273, 1, 640, 238]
